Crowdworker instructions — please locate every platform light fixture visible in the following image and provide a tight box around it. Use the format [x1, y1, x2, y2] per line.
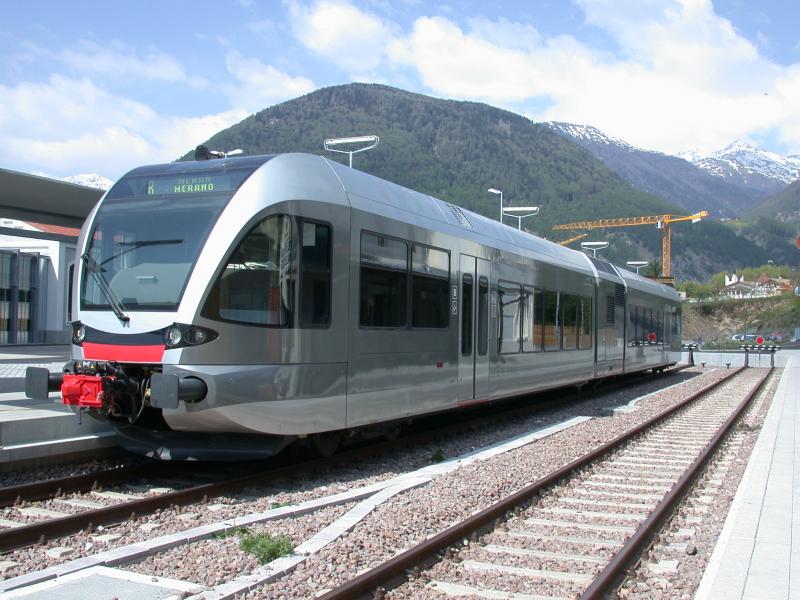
[323, 135, 380, 168]
[502, 206, 540, 230]
[581, 241, 609, 258]
[487, 188, 503, 222]
[626, 260, 649, 275]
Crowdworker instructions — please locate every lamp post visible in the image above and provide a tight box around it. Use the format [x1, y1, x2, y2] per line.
[323, 135, 380, 168]
[581, 241, 609, 259]
[488, 188, 503, 223]
[502, 206, 540, 230]
[626, 260, 648, 275]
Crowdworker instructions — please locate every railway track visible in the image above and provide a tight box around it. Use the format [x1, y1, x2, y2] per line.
[316, 366, 772, 600]
[0, 366, 689, 555]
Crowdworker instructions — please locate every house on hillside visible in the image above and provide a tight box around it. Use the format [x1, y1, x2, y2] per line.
[719, 272, 793, 300]
[719, 278, 756, 300]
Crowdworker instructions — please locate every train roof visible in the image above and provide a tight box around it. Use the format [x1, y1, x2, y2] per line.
[323, 156, 590, 269]
[108, 153, 678, 302]
[320, 156, 678, 301]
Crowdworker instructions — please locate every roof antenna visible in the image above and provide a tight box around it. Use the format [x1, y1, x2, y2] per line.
[195, 145, 243, 160]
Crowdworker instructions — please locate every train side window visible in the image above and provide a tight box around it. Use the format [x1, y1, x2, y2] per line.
[543, 290, 561, 351]
[67, 263, 74, 323]
[411, 245, 450, 328]
[497, 280, 521, 354]
[461, 274, 473, 356]
[360, 232, 408, 328]
[205, 214, 295, 327]
[299, 221, 331, 327]
[561, 294, 579, 350]
[580, 296, 593, 349]
[522, 286, 538, 352]
[478, 277, 488, 356]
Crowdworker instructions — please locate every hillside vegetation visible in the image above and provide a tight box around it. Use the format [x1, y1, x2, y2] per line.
[187, 83, 786, 279]
[682, 295, 799, 346]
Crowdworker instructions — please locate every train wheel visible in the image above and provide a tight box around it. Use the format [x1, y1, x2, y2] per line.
[312, 431, 343, 457]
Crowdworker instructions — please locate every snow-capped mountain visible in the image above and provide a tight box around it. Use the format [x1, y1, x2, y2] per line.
[546, 122, 645, 154]
[682, 141, 800, 188]
[544, 122, 770, 218]
[61, 173, 113, 190]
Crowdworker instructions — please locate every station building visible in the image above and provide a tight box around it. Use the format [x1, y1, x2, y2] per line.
[0, 169, 101, 344]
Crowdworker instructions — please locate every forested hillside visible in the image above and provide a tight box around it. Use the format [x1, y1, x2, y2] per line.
[185, 83, 789, 279]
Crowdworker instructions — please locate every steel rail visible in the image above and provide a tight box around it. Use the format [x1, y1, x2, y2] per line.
[0, 462, 170, 508]
[580, 366, 773, 598]
[317, 366, 745, 600]
[0, 363, 686, 510]
[0, 363, 688, 553]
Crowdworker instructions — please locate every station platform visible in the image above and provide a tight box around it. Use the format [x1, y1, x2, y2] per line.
[0, 345, 117, 470]
[696, 352, 800, 599]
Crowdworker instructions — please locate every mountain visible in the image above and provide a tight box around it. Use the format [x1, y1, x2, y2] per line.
[185, 83, 792, 279]
[682, 141, 800, 192]
[747, 180, 800, 226]
[61, 173, 113, 190]
[545, 122, 769, 218]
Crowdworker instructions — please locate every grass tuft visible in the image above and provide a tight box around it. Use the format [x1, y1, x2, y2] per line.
[238, 531, 294, 564]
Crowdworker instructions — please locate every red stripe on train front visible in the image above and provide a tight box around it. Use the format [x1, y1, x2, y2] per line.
[83, 342, 165, 362]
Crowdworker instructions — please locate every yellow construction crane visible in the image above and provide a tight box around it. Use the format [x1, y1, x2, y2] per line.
[553, 210, 709, 278]
[556, 232, 589, 246]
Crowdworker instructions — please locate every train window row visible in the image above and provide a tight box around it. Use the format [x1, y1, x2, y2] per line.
[627, 305, 680, 345]
[360, 232, 450, 329]
[498, 281, 592, 354]
[203, 214, 332, 328]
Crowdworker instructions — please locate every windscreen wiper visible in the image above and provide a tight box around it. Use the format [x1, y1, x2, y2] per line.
[100, 239, 183, 266]
[81, 253, 130, 324]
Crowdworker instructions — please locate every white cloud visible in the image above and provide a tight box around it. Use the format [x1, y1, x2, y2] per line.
[56, 39, 207, 87]
[0, 74, 247, 178]
[223, 50, 316, 113]
[383, 2, 800, 155]
[287, 0, 396, 73]
[0, 39, 316, 179]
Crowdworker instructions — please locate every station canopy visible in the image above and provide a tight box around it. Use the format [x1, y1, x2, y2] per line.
[0, 168, 103, 229]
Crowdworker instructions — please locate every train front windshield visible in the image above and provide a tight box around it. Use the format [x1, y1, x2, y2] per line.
[80, 164, 260, 311]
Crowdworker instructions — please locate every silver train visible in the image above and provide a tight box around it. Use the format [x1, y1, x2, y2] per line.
[26, 153, 682, 460]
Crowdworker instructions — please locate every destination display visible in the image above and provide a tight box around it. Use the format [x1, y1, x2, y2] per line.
[106, 169, 254, 199]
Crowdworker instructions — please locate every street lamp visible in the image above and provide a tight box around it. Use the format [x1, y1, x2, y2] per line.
[488, 188, 503, 222]
[502, 206, 540, 230]
[626, 260, 648, 275]
[323, 135, 380, 168]
[581, 241, 609, 258]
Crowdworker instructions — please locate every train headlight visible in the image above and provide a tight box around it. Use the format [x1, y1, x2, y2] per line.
[165, 325, 183, 348]
[164, 324, 218, 349]
[184, 327, 207, 345]
[71, 322, 85, 346]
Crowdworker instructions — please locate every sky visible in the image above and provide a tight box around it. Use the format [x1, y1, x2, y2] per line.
[1, 0, 799, 181]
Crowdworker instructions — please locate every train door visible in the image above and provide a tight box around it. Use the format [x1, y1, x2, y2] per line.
[458, 255, 490, 401]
